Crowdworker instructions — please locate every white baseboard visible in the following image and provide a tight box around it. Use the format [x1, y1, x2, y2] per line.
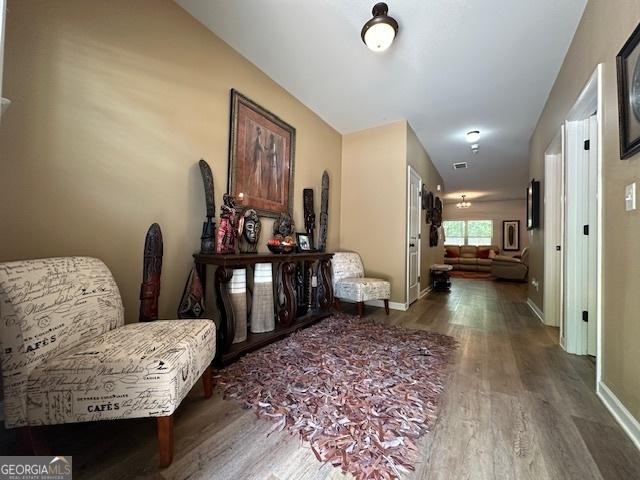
[340, 298, 408, 312]
[365, 299, 408, 311]
[419, 286, 432, 299]
[527, 298, 544, 324]
[597, 381, 640, 452]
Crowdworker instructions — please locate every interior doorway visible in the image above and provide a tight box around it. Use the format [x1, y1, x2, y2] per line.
[562, 65, 602, 372]
[406, 166, 422, 306]
[544, 128, 564, 336]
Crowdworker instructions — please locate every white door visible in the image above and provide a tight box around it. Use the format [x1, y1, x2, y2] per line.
[564, 114, 598, 356]
[407, 167, 421, 305]
[586, 114, 598, 356]
[543, 130, 564, 331]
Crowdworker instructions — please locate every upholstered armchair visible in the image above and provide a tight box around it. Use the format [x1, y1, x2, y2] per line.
[331, 252, 391, 316]
[491, 247, 530, 281]
[0, 257, 216, 467]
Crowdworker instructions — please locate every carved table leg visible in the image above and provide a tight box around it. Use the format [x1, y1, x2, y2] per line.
[278, 262, 296, 327]
[195, 262, 207, 297]
[317, 259, 334, 312]
[214, 266, 235, 352]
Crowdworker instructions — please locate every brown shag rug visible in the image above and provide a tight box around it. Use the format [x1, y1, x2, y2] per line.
[217, 315, 457, 479]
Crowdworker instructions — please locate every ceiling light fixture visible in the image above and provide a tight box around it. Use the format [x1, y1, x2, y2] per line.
[466, 130, 481, 143]
[361, 3, 398, 52]
[456, 195, 472, 209]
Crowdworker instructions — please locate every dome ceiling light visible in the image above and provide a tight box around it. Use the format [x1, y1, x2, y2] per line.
[361, 3, 399, 52]
[466, 130, 481, 143]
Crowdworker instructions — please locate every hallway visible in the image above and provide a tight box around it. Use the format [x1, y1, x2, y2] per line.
[5, 279, 640, 479]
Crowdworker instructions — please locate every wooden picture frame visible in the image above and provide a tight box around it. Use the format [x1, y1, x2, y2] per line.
[617, 22, 640, 159]
[228, 90, 296, 217]
[502, 220, 520, 251]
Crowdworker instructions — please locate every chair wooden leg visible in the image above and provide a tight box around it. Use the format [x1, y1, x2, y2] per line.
[202, 365, 214, 399]
[357, 302, 364, 317]
[16, 426, 50, 455]
[334, 298, 341, 311]
[157, 415, 174, 468]
[384, 299, 390, 315]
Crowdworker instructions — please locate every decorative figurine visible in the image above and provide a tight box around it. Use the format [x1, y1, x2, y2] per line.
[318, 170, 329, 252]
[216, 194, 240, 254]
[303, 188, 316, 250]
[238, 208, 262, 254]
[273, 211, 295, 237]
[199, 159, 217, 254]
[139, 223, 163, 322]
[177, 266, 205, 319]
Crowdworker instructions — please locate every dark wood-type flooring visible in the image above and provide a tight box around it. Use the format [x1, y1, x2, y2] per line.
[2, 278, 639, 479]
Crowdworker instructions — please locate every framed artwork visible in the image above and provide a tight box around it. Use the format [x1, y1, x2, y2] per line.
[617, 22, 640, 159]
[502, 220, 520, 251]
[296, 233, 312, 252]
[228, 90, 296, 218]
[526, 179, 540, 230]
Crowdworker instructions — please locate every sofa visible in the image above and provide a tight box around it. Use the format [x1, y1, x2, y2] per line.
[444, 245, 500, 272]
[491, 247, 529, 281]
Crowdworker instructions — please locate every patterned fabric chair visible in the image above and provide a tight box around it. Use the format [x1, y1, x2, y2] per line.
[331, 252, 391, 316]
[0, 257, 216, 467]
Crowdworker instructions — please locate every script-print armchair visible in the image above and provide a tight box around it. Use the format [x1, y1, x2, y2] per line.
[0, 257, 216, 467]
[331, 252, 391, 317]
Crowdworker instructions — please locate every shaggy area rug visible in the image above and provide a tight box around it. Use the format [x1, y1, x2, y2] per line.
[217, 314, 457, 479]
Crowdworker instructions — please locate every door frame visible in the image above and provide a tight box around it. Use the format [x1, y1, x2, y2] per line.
[543, 127, 564, 333]
[562, 64, 603, 386]
[406, 166, 422, 306]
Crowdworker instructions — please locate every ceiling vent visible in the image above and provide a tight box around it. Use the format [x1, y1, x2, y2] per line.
[452, 162, 468, 170]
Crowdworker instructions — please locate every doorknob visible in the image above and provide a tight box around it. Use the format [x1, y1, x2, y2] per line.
[410, 243, 415, 247]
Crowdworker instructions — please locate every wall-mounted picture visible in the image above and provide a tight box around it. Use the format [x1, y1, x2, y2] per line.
[526, 179, 540, 230]
[617, 22, 640, 159]
[228, 90, 296, 218]
[502, 220, 520, 251]
[296, 233, 312, 252]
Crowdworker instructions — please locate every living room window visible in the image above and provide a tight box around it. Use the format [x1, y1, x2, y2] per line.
[443, 220, 493, 246]
[443, 220, 465, 245]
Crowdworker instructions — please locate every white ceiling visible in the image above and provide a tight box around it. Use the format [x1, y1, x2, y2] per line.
[177, 0, 587, 202]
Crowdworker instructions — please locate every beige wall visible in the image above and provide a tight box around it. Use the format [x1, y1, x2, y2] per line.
[340, 121, 407, 303]
[406, 125, 445, 291]
[341, 121, 443, 304]
[443, 199, 527, 255]
[529, 0, 640, 421]
[0, 0, 342, 323]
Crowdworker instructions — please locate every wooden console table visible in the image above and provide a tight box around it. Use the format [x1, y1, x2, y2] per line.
[193, 252, 334, 365]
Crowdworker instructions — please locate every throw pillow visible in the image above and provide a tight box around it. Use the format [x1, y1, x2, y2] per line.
[478, 248, 491, 259]
[489, 249, 497, 259]
[445, 247, 459, 258]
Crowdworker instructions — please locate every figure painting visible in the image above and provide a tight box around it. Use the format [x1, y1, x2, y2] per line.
[228, 90, 296, 218]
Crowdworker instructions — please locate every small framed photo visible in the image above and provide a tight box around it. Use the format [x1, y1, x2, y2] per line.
[296, 233, 313, 252]
[503, 220, 520, 251]
[617, 22, 640, 159]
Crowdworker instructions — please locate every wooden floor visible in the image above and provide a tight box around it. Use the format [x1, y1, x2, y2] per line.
[3, 278, 640, 479]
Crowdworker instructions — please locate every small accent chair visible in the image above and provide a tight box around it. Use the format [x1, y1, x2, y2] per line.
[331, 252, 391, 316]
[491, 247, 530, 281]
[0, 257, 216, 467]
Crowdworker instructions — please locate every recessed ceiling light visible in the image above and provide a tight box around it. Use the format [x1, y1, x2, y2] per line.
[466, 130, 481, 143]
[361, 3, 398, 52]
